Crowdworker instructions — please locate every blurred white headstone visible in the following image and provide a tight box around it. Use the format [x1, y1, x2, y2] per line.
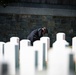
[10, 37, 20, 72]
[53, 33, 69, 48]
[34, 40, 44, 71]
[0, 42, 8, 75]
[40, 37, 50, 64]
[0, 42, 5, 62]
[20, 40, 35, 75]
[48, 33, 71, 75]
[72, 37, 76, 72]
[33, 40, 40, 69]
[72, 37, 76, 60]
[4, 42, 19, 75]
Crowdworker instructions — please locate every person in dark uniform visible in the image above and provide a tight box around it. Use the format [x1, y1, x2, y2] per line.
[27, 27, 48, 45]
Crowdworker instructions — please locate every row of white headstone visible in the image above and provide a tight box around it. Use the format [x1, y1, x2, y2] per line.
[0, 32, 76, 75]
[0, 35, 50, 75]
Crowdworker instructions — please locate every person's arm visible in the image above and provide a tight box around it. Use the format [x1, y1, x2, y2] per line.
[38, 28, 43, 37]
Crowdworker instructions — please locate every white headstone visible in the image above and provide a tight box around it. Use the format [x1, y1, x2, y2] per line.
[72, 37, 76, 72]
[33, 40, 40, 69]
[0, 42, 5, 62]
[4, 42, 19, 75]
[40, 37, 50, 63]
[53, 33, 69, 48]
[48, 33, 71, 75]
[10, 37, 20, 72]
[34, 40, 44, 71]
[72, 37, 76, 60]
[20, 40, 35, 75]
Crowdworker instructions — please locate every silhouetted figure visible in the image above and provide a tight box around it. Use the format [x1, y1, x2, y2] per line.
[27, 27, 48, 45]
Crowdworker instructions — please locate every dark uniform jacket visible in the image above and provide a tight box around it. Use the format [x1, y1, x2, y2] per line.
[27, 28, 43, 45]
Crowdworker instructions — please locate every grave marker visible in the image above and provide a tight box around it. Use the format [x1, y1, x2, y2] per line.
[48, 33, 71, 75]
[20, 40, 35, 75]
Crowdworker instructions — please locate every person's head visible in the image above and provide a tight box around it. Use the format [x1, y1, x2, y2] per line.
[42, 27, 48, 35]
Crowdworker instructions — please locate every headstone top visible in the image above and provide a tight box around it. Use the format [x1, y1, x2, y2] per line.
[20, 39, 31, 46]
[10, 37, 19, 44]
[53, 33, 69, 48]
[56, 33, 65, 40]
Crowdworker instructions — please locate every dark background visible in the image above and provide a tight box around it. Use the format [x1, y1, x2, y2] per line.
[0, 0, 76, 46]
